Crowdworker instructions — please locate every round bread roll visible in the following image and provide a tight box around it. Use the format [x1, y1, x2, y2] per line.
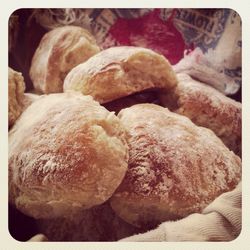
[64, 46, 177, 104]
[161, 73, 242, 156]
[8, 67, 25, 127]
[9, 92, 128, 219]
[110, 104, 241, 228]
[29, 25, 100, 94]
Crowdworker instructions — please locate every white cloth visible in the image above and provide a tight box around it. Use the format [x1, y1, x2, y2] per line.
[28, 234, 48, 242]
[120, 182, 241, 241]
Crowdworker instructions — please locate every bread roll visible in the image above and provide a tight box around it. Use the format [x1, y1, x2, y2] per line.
[8, 67, 25, 127]
[29, 25, 100, 94]
[161, 73, 241, 156]
[64, 46, 177, 104]
[8, 67, 40, 128]
[110, 104, 241, 228]
[9, 92, 128, 219]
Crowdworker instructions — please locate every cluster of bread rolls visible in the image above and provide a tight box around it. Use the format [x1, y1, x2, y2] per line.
[8, 25, 241, 241]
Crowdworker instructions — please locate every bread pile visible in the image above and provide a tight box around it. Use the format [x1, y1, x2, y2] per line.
[8, 25, 242, 241]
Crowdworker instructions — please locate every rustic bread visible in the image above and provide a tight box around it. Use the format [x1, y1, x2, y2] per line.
[8, 67, 25, 127]
[110, 104, 241, 228]
[30, 25, 100, 94]
[161, 73, 242, 156]
[64, 46, 177, 104]
[9, 92, 128, 219]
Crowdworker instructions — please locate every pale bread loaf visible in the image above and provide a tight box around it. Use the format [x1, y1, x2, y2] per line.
[8, 67, 25, 127]
[64, 46, 177, 104]
[110, 104, 241, 228]
[30, 25, 100, 94]
[9, 92, 128, 219]
[161, 73, 241, 156]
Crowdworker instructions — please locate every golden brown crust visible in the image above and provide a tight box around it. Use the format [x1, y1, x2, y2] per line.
[8, 67, 25, 127]
[161, 73, 242, 156]
[9, 92, 128, 219]
[29, 25, 100, 94]
[64, 46, 177, 103]
[110, 104, 241, 228]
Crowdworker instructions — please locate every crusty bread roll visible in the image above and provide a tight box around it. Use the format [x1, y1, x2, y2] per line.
[110, 104, 241, 228]
[161, 73, 241, 156]
[9, 92, 128, 219]
[8, 67, 40, 128]
[29, 25, 100, 94]
[8, 67, 25, 127]
[64, 46, 177, 104]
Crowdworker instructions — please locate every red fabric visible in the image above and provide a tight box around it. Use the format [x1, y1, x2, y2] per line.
[109, 9, 188, 64]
